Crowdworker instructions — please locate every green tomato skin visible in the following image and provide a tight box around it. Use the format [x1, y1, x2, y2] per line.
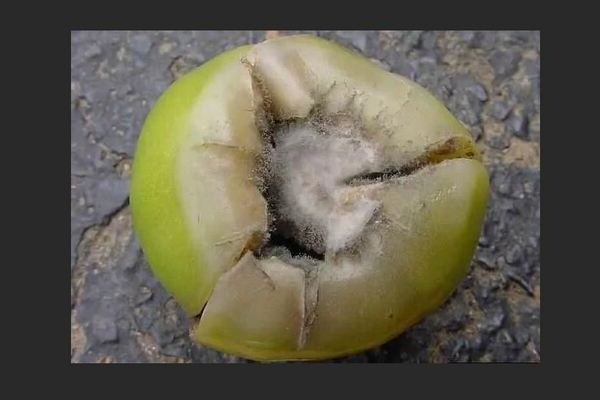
[131, 36, 490, 362]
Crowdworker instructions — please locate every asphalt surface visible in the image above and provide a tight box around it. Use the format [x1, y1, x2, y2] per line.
[71, 31, 540, 363]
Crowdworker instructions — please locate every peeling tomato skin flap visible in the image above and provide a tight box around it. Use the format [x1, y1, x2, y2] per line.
[193, 159, 489, 361]
[131, 35, 490, 361]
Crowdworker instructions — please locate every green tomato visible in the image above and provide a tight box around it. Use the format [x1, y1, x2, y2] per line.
[130, 35, 489, 361]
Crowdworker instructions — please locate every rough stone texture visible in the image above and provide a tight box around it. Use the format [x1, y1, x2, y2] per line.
[71, 31, 540, 363]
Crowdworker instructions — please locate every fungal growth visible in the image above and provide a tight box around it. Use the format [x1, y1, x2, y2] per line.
[260, 115, 480, 263]
[130, 35, 490, 361]
[266, 120, 382, 258]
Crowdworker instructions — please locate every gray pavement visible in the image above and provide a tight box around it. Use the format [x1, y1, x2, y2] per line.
[71, 31, 540, 363]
